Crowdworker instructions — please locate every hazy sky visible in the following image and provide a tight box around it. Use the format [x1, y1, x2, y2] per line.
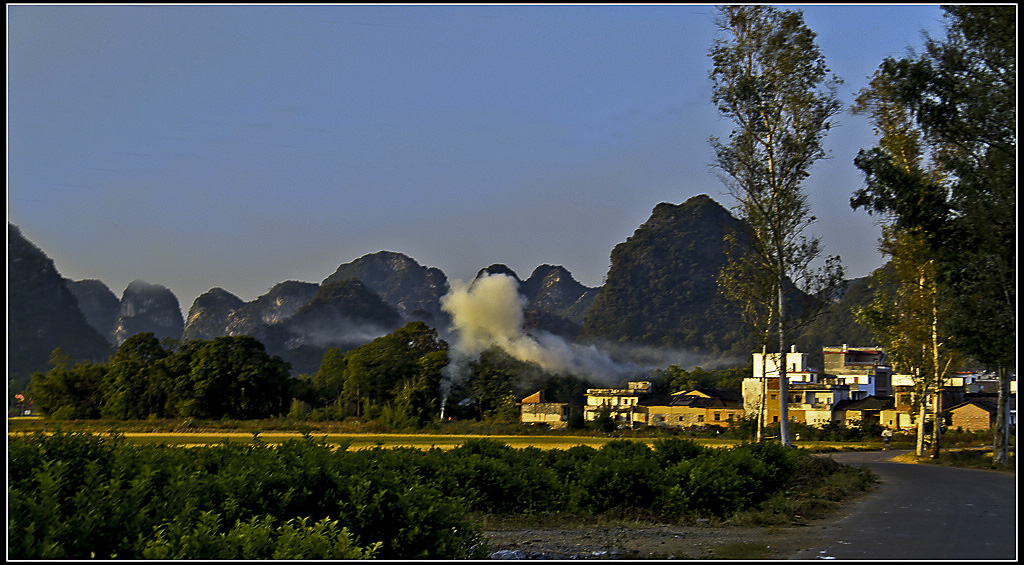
[8, 4, 949, 310]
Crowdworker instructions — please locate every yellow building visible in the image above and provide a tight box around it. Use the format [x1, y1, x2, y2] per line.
[638, 389, 744, 429]
[582, 381, 651, 428]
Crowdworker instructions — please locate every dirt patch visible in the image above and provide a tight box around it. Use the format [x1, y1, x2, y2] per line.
[481, 520, 835, 559]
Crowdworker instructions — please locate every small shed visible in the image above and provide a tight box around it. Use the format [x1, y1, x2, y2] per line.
[949, 400, 998, 431]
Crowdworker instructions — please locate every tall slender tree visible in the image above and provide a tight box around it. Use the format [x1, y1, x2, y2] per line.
[851, 67, 961, 458]
[709, 5, 844, 446]
[850, 6, 1014, 466]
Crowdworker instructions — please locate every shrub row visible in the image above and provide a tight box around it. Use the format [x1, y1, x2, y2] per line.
[8, 432, 475, 560]
[9, 432, 805, 559]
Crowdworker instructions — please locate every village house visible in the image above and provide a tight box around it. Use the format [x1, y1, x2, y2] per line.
[582, 381, 652, 428]
[948, 399, 999, 432]
[637, 388, 744, 429]
[822, 345, 893, 398]
[743, 345, 903, 428]
[948, 391, 1016, 432]
[887, 371, 994, 430]
[833, 395, 895, 427]
[520, 346, 1015, 433]
[518, 390, 572, 429]
[743, 346, 854, 426]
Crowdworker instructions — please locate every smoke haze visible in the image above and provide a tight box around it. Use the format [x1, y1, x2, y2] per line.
[438, 272, 748, 398]
[440, 273, 636, 386]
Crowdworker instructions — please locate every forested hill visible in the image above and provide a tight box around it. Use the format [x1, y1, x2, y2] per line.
[9, 195, 881, 382]
[577, 195, 755, 357]
[8, 224, 113, 386]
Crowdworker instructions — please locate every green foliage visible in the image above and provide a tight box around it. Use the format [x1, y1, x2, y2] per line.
[181, 336, 293, 419]
[578, 197, 753, 357]
[28, 334, 294, 421]
[102, 333, 172, 419]
[651, 436, 707, 466]
[655, 364, 750, 392]
[10, 431, 863, 559]
[29, 355, 109, 419]
[140, 514, 380, 559]
[8, 431, 478, 560]
[850, 5, 1014, 369]
[336, 321, 448, 422]
[312, 347, 347, 404]
[662, 442, 799, 519]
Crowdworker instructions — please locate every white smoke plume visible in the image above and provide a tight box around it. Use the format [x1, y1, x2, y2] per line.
[439, 273, 636, 389]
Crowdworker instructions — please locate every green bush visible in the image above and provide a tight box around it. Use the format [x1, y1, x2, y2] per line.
[652, 436, 708, 465]
[8, 432, 479, 560]
[10, 432, 862, 559]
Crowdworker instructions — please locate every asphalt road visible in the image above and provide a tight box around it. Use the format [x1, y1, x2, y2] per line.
[789, 450, 1017, 560]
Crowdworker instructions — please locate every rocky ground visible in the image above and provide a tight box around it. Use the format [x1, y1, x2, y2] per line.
[481, 520, 828, 560]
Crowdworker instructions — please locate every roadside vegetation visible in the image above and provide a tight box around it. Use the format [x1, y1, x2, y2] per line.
[9, 430, 877, 560]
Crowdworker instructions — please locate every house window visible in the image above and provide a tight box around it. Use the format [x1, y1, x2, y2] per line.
[697, 415, 704, 423]
[714, 413, 721, 421]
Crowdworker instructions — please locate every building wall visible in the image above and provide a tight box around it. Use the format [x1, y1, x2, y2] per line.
[644, 406, 706, 428]
[520, 402, 570, 428]
[879, 410, 911, 429]
[753, 351, 813, 379]
[822, 346, 885, 374]
[951, 404, 994, 432]
[642, 405, 743, 429]
[804, 409, 835, 426]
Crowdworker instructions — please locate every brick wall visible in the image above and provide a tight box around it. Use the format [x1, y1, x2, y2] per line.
[951, 404, 993, 431]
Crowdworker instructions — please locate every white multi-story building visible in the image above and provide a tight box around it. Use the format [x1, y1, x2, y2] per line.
[822, 345, 893, 399]
[582, 381, 651, 427]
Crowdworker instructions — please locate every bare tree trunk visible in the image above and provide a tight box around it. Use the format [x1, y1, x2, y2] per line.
[992, 366, 1010, 467]
[916, 369, 927, 457]
[757, 344, 767, 442]
[930, 291, 942, 459]
[777, 279, 790, 447]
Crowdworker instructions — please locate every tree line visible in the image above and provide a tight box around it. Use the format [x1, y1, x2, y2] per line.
[28, 319, 755, 429]
[27, 321, 605, 427]
[29, 333, 292, 421]
[709, 5, 1013, 463]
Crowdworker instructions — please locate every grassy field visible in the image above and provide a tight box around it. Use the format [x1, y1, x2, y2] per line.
[7, 427, 742, 450]
[8, 417, 885, 451]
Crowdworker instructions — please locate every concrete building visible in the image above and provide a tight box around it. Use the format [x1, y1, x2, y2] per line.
[519, 390, 572, 429]
[743, 346, 854, 426]
[637, 389, 744, 429]
[582, 381, 652, 428]
[822, 345, 893, 398]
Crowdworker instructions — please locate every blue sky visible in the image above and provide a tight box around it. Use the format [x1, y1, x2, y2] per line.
[8, 4, 948, 309]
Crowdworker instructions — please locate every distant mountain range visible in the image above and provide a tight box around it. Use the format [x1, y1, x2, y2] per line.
[7, 194, 881, 384]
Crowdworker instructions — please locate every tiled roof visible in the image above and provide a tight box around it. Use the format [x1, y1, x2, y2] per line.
[639, 391, 742, 409]
[948, 400, 999, 414]
[833, 395, 896, 411]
